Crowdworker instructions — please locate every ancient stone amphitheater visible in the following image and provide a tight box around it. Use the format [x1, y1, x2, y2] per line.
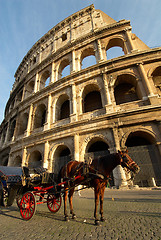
[0, 5, 161, 187]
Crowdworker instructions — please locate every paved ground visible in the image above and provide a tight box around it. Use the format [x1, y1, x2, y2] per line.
[0, 188, 161, 240]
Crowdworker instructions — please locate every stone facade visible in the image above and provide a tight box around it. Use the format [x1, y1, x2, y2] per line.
[0, 5, 161, 187]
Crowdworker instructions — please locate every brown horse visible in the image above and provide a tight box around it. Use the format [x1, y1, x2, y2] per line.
[59, 150, 140, 225]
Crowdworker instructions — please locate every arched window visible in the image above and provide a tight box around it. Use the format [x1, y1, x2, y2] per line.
[34, 104, 46, 129]
[53, 145, 71, 174]
[8, 119, 16, 141]
[58, 59, 70, 79]
[60, 100, 70, 120]
[88, 141, 110, 155]
[81, 55, 96, 69]
[28, 150, 42, 169]
[18, 113, 29, 136]
[84, 91, 102, 113]
[80, 48, 96, 70]
[114, 83, 139, 105]
[106, 38, 125, 60]
[61, 65, 70, 78]
[16, 90, 23, 104]
[152, 66, 161, 96]
[126, 131, 161, 187]
[56, 94, 70, 121]
[25, 80, 35, 98]
[107, 46, 124, 60]
[114, 74, 139, 105]
[40, 70, 51, 89]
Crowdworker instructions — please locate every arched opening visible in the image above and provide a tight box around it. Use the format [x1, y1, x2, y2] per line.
[151, 66, 161, 96]
[13, 156, 22, 167]
[84, 91, 102, 113]
[88, 141, 110, 155]
[56, 94, 70, 121]
[25, 80, 35, 98]
[114, 74, 139, 105]
[107, 46, 124, 60]
[8, 119, 16, 141]
[53, 145, 71, 175]
[45, 76, 50, 87]
[58, 59, 70, 79]
[40, 70, 51, 89]
[82, 84, 103, 113]
[106, 38, 125, 60]
[59, 100, 70, 120]
[16, 90, 23, 104]
[126, 131, 161, 187]
[61, 65, 70, 78]
[28, 150, 42, 169]
[81, 48, 96, 70]
[18, 113, 28, 136]
[81, 55, 96, 69]
[1, 124, 7, 144]
[34, 104, 46, 129]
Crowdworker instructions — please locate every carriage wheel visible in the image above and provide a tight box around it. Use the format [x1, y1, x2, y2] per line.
[47, 194, 61, 213]
[20, 192, 36, 220]
[16, 195, 22, 208]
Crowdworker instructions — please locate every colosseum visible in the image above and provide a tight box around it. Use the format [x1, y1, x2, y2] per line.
[0, 4, 161, 188]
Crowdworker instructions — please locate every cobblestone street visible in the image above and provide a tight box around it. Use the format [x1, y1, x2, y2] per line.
[0, 189, 161, 240]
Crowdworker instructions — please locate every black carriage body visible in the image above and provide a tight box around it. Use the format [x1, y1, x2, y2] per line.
[0, 166, 58, 207]
[0, 166, 23, 206]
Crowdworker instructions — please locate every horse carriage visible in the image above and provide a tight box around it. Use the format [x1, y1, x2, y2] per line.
[0, 165, 63, 220]
[0, 150, 140, 225]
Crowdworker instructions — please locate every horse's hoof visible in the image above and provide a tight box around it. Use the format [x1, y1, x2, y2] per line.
[95, 220, 101, 226]
[65, 216, 69, 222]
[72, 214, 76, 219]
[100, 217, 106, 222]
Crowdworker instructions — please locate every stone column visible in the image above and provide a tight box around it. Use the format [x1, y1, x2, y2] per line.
[138, 63, 153, 96]
[71, 50, 76, 73]
[97, 39, 105, 62]
[26, 104, 33, 136]
[137, 79, 147, 100]
[44, 94, 52, 130]
[34, 73, 39, 93]
[70, 84, 78, 122]
[44, 141, 50, 169]
[125, 27, 135, 52]
[22, 147, 27, 166]
[4, 121, 10, 144]
[102, 73, 112, 105]
[74, 134, 80, 162]
[51, 62, 56, 83]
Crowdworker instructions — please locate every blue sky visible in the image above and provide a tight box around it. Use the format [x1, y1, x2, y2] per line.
[0, 0, 161, 124]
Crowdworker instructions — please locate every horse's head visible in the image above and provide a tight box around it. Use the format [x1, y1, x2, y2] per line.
[118, 150, 140, 174]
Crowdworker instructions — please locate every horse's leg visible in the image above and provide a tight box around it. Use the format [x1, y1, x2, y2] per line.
[68, 187, 76, 219]
[63, 187, 69, 221]
[94, 187, 100, 225]
[100, 185, 106, 222]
